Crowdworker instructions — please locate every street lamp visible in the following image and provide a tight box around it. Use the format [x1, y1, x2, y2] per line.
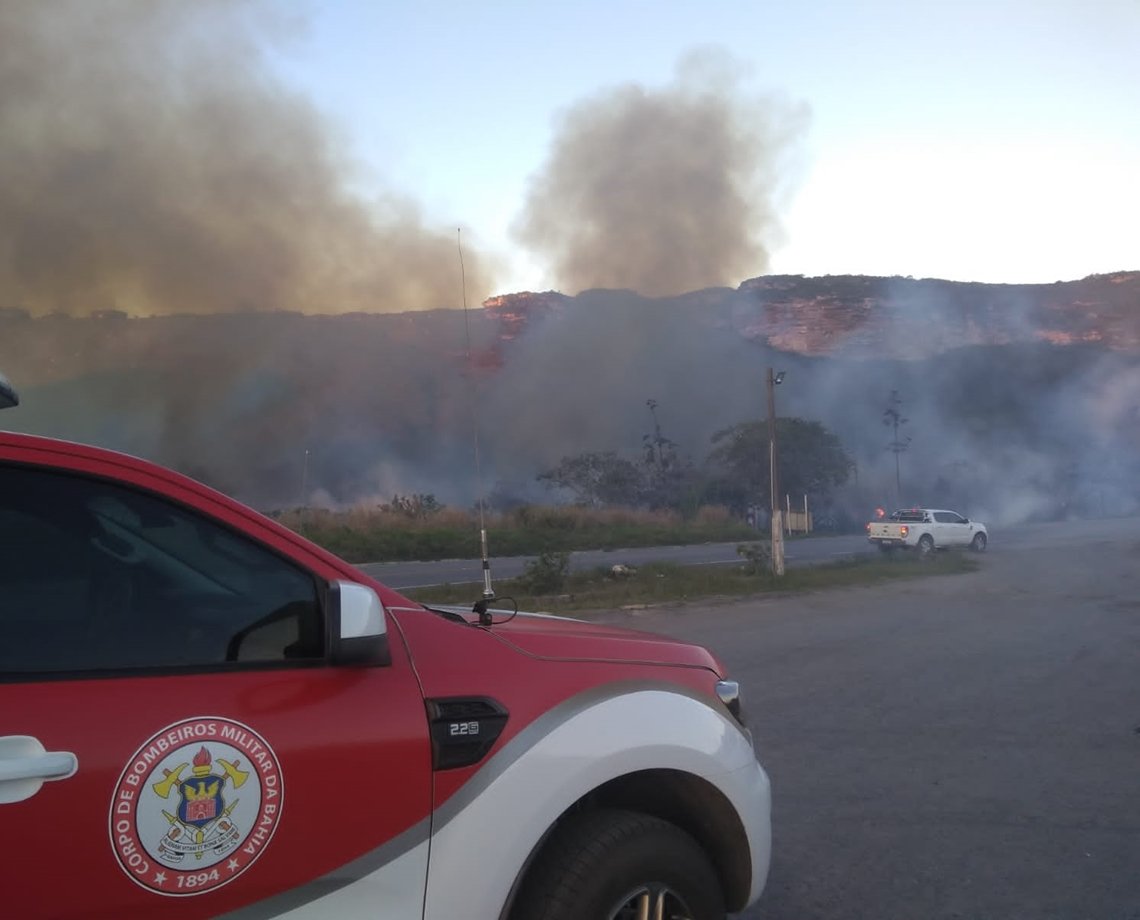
[767, 368, 786, 576]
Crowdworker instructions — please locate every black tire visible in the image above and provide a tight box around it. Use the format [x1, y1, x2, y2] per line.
[917, 534, 935, 556]
[970, 532, 987, 552]
[511, 808, 725, 920]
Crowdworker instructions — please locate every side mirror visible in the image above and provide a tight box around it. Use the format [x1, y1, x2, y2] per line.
[329, 580, 391, 667]
[0, 373, 18, 410]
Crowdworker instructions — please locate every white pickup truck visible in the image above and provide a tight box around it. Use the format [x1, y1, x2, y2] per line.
[866, 508, 988, 554]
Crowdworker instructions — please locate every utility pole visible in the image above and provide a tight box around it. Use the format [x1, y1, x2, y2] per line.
[767, 367, 786, 576]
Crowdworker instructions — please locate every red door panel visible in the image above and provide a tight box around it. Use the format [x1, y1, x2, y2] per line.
[3, 664, 431, 919]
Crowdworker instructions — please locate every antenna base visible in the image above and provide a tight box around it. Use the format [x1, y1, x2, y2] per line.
[473, 596, 496, 627]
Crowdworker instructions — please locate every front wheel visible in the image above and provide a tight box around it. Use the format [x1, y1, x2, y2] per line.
[512, 808, 725, 920]
[970, 532, 987, 552]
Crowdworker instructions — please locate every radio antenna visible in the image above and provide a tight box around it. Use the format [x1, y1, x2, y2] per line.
[458, 228, 496, 605]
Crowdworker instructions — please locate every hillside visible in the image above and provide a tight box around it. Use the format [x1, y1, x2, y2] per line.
[2, 272, 1138, 523]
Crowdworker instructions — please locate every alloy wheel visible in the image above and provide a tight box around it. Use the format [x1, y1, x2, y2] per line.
[609, 883, 695, 920]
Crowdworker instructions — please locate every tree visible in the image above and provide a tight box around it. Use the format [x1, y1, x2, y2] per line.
[380, 493, 442, 518]
[642, 399, 678, 470]
[640, 398, 699, 511]
[705, 417, 854, 512]
[883, 389, 912, 500]
[536, 451, 643, 506]
[538, 399, 700, 512]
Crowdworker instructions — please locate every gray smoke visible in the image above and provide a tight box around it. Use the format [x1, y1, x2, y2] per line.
[0, 0, 494, 316]
[514, 49, 807, 297]
[762, 276, 1140, 530]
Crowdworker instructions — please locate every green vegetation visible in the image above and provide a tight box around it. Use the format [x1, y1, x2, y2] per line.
[536, 401, 856, 517]
[517, 551, 572, 594]
[404, 551, 980, 614]
[703, 417, 855, 512]
[274, 503, 759, 564]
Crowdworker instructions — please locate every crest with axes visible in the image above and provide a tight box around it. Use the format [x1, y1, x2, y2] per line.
[151, 745, 248, 862]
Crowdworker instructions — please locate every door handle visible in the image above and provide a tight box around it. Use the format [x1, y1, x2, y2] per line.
[0, 736, 78, 804]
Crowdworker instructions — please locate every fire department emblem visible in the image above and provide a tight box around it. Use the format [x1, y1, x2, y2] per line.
[109, 717, 283, 896]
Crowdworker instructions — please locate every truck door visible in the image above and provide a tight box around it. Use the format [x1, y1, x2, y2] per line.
[930, 511, 953, 545]
[0, 458, 432, 919]
[933, 511, 970, 545]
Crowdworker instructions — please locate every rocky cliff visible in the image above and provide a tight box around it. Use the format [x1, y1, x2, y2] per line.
[482, 272, 1140, 358]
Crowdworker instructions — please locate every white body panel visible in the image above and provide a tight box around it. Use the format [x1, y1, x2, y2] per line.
[269, 841, 429, 919]
[423, 687, 770, 919]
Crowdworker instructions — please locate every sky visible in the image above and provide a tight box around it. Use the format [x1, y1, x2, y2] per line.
[265, 0, 1140, 295]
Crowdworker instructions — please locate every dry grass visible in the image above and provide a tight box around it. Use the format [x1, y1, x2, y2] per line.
[277, 505, 473, 533]
[279, 503, 733, 532]
[270, 502, 757, 563]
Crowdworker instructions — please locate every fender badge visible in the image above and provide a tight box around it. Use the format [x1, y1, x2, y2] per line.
[108, 717, 283, 896]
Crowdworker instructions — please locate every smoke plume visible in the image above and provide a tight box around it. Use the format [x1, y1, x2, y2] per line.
[0, 0, 493, 316]
[514, 49, 807, 297]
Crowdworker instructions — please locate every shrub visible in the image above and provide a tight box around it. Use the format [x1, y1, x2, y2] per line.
[380, 493, 442, 518]
[736, 541, 772, 575]
[519, 551, 571, 594]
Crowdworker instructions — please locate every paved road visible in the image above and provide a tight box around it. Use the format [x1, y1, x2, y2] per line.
[356, 532, 875, 589]
[582, 515, 1140, 919]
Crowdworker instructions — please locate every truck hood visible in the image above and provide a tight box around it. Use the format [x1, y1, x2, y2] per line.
[428, 606, 723, 673]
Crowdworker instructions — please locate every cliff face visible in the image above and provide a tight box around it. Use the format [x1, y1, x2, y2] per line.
[481, 272, 1140, 359]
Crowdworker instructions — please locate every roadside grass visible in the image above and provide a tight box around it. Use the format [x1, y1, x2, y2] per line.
[403, 551, 980, 614]
[273, 503, 763, 563]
